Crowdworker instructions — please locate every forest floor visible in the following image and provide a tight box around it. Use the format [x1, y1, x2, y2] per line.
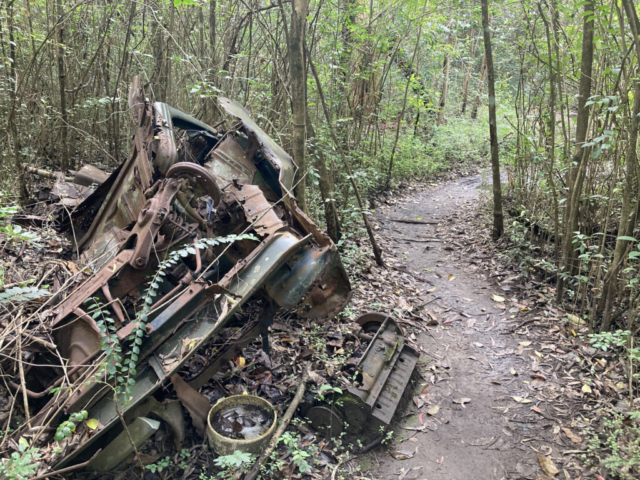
[347, 172, 612, 480]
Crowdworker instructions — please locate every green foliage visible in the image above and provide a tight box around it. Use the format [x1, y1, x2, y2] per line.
[0, 205, 18, 221]
[53, 410, 89, 442]
[588, 330, 640, 367]
[213, 450, 253, 470]
[0, 194, 38, 245]
[589, 330, 630, 352]
[0, 225, 39, 245]
[146, 456, 173, 473]
[0, 286, 51, 304]
[317, 384, 343, 401]
[422, 118, 490, 170]
[277, 432, 315, 474]
[586, 410, 640, 480]
[0, 437, 43, 479]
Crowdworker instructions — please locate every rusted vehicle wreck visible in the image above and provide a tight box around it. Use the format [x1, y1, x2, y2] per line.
[6, 77, 419, 473]
[9, 77, 351, 470]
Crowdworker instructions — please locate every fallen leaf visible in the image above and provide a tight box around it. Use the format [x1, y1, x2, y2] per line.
[427, 405, 440, 416]
[511, 396, 532, 404]
[86, 418, 100, 430]
[566, 313, 586, 326]
[470, 436, 495, 446]
[519, 341, 532, 347]
[453, 397, 471, 408]
[581, 384, 592, 394]
[492, 294, 505, 302]
[537, 453, 559, 477]
[561, 427, 582, 444]
[389, 450, 414, 460]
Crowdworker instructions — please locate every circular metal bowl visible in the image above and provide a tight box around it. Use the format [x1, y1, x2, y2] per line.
[207, 394, 277, 456]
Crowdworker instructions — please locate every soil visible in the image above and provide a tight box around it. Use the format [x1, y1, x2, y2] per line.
[355, 172, 580, 480]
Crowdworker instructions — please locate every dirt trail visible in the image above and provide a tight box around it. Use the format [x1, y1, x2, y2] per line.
[362, 172, 550, 480]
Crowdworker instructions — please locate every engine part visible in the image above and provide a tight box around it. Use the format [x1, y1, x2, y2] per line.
[306, 313, 418, 439]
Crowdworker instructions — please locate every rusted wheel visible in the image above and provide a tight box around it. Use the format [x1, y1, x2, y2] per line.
[166, 162, 221, 207]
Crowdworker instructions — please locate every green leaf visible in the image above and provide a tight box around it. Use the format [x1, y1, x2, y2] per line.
[86, 418, 100, 430]
[18, 437, 29, 452]
[0, 286, 51, 304]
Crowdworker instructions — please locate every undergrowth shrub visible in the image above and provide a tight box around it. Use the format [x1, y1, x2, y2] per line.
[423, 117, 490, 168]
[585, 410, 640, 480]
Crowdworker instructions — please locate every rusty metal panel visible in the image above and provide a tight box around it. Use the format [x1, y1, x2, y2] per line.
[204, 135, 257, 188]
[73, 165, 110, 187]
[218, 97, 296, 193]
[230, 184, 284, 238]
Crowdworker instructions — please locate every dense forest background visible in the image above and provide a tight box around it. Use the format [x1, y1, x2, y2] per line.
[2, 0, 640, 338]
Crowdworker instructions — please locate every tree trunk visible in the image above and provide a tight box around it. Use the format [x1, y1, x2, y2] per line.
[481, 0, 503, 239]
[166, 4, 174, 103]
[209, 0, 216, 57]
[152, 2, 167, 102]
[460, 27, 475, 114]
[309, 55, 384, 266]
[598, 0, 640, 330]
[289, 0, 309, 212]
[306, 110, 341, 243]
[56, 0, 69, 170]
[538, 3, 560, 259]
[471, 52, 486, 120]
[198, 5, 207, 119]
[386, 0, 426, 186]
[556, 0, 595, 302]
[6, 0, 27, 204]
[437, 35, 451, 125]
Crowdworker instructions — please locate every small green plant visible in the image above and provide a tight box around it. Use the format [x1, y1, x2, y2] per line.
[0, 286, 51, 304]
[54, 410, 89, 442]
[0, 224, 39, 245]
[178, 448, 191, 469]
[589, 330, 639, 404]
[146, 456, 173, 473]
[87, 233, 257, 406]
[589, 330, 630, 352]
[278, 432, 314, 474]
[317, 384, 343, 401]
[213, 450, 253, 477]
[0, 437, 43, 479]
[585, 410, 640, 479]
[380, 426, 394, 445]
[0, 196, 39, 246]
